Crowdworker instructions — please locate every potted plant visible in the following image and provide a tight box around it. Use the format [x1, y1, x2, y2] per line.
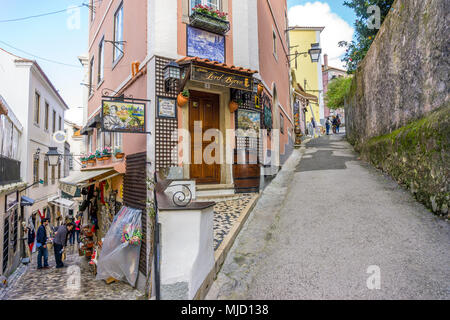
[115, 148, 125, 159]
[229, 99, 242, 113]
[80, 155, 87, 165]
[95, 150, 103, 162]
[177, 89, 189, 108]
[190, 4, 230, 35]
[257, 83, 264, 95]
[102, 147, 112, 159]
[87, 153, 96, 165]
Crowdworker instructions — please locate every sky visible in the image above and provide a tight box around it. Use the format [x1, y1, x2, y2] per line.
[0, 1, 356, 125]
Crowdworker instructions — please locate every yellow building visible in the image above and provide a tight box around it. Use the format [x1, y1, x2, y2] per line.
[289, 26, 325, 127]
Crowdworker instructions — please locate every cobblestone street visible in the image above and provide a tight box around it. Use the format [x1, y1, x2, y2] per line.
[0, 194, 256, 300]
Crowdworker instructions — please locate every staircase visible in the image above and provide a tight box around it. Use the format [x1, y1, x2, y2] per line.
[196, 184, 238, 202]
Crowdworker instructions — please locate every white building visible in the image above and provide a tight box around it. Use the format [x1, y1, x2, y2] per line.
[64, 120, 85, 173]
[0, 48, 71, 248]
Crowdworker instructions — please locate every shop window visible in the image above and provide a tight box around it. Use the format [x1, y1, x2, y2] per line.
[98, 36, 105, 84]
[34, 91, 40, 125]
[43, 159, 49, 185]
[113, 3, 124, 62]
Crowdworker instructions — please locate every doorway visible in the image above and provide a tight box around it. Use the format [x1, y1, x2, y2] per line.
[189, 90, 221, 184]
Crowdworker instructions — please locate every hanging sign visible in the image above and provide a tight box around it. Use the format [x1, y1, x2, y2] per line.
[102, 100, 146, 133]
[191, 65, 253, 91]
[59, 182, 78, 197]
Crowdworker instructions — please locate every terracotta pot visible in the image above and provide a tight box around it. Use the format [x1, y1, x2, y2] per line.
[229, 101, 239, 113]
[257, 84, 264, 95]
[115, 153, 125, 159]
[177, 93, 189, 107]
[81, 161, 87, 165]
[88, 159, 96, 164]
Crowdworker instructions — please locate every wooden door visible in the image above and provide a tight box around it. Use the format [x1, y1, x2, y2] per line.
[189, 91, 220, 184]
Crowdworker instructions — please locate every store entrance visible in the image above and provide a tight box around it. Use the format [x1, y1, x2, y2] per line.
[189, 90, 221, 184]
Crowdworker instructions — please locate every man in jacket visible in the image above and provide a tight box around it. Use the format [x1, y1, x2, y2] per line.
[36, 218, 50, 269]
[53, 222, 74, 268]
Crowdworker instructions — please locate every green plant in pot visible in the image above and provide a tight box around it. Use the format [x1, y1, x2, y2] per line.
[177, 89, 190, 108]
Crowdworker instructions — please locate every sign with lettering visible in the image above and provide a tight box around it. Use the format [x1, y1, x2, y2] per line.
[59, 182, 78, 197]
[191, 65, 254, 91]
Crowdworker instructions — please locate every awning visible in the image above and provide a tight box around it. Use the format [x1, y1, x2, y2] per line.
[20, 196, 35, 207]
[80, 113, 101, 135]
[59, 169, 120, 196]
[48, 195, 75, 210]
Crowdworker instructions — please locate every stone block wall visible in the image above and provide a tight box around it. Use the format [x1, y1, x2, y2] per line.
[345, 0, 449, 216]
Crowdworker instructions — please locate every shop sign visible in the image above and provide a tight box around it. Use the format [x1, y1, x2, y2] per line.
[191, 65, 253, 91]
[157, 96, 177, 119]
[102, 100, 146, 133]
[6, 191, 18, 212]
[59, 182, 78, 197]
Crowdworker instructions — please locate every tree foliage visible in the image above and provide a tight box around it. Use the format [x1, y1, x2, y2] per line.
[325, 77, 353, 110]
[340, 0, 394, 73]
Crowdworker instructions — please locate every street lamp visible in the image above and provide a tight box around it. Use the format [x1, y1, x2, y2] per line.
[164, 61, 182, 92]
[46, 147, 61, 167]
[308, 43, 322, 63]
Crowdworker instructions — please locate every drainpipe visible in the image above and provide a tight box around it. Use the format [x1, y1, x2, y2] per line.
[153, 172, 161, 300]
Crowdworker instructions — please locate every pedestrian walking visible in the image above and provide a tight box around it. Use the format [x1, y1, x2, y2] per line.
[53, 222, 74, 268]
[336, 115, 341, 134]
[325, 117, 331, 135]
[74, 216, 81, 244]
[311, 117, 317, 137]
[332, 116, 337, 134]
[27, 226, 35, 255]
[36, 218, 50, 269]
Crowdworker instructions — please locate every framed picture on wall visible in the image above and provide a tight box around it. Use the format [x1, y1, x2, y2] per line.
[157, 96, 177, 119]
[236, 110, 261, 138]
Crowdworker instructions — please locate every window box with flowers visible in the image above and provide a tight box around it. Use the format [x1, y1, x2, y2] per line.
[189, 5, 229, 35]
[102, 147, 112, 160]
[95, 150, 103, 162]
[80, 155, 87, 165]
[87, 153, 96, 165]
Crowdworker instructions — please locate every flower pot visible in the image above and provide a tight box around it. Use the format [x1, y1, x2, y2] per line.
[81, 161, 87, 165]
[115, 152, 125, 159]
[229, 101, 239, 113]
[257, 84, 264, 95]
[177, 93, 189, 108]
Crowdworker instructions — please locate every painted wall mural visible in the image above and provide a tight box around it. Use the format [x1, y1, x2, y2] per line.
[187, 26, 225, 63]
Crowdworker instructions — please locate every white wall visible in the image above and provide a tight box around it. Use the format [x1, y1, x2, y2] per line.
[148, 0, 179, 59]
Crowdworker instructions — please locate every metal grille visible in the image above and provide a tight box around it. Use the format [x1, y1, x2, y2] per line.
[123, 152, 148, 275]
[155, 56, 179, 170]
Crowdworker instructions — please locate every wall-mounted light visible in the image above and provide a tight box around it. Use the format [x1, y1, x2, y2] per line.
[308, 43, 322, 63]
[46, 147, 61, 167]
[163, 61, 181, 92]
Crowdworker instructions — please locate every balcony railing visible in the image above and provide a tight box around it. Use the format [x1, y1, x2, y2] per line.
[0, 156, 21, 186]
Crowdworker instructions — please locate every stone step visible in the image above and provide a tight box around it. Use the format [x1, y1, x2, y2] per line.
[196, 184, 235, 198]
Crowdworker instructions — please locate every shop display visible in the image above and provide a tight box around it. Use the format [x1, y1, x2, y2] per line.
[96, 206, 142, 287]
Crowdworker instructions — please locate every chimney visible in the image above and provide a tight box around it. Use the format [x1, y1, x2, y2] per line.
[324, 54, 328, 68]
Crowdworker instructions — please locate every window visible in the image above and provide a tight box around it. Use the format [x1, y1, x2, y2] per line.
[52, 110, 56, 133]
[58, 163, 61, 180]
[51, 165, 55, 184]
[89, 57, 94, 96]
[88, 133, 93, 153]
[69, 154, 74, 171]
[90, 0, 95, 21]
[280, 113, 284, 134]
[113, 132, 122, 149]
[191, 0, 221, 12]
[96, 128, 102, 150]
[98, 37, 105, 83]
[113, 3, 124, 62]
[33, 157, 39, 184]
[43, 159, 48, 185]
[45, 102, 49, 130]
[34, 92, 40, 125]
[104, 131, 111, 148]
[59, 116, 62, 131]
[273, 30, 277, 58]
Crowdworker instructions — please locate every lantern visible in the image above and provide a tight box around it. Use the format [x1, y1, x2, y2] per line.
[308, 43, 322, 63]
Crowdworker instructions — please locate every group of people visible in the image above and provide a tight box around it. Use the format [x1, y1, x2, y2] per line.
[325, 115, 342, 135]
[26, 215, 82, 270]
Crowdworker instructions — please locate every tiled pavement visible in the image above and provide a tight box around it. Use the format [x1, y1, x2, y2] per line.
[1, 193, 257, 300]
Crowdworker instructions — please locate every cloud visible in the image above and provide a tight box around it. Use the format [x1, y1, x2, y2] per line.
[288, 2, 354, 69]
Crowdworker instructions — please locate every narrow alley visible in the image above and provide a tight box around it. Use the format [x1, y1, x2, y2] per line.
[207, 134, 450, 300]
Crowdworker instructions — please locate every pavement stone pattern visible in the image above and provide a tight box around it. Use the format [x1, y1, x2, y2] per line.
[207, 134, 450, 300]
[213, 194, 256, 251]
